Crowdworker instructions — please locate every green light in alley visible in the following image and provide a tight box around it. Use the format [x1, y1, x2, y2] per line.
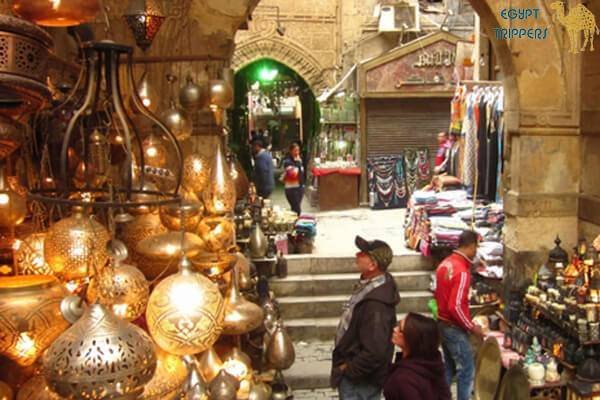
[259, 67, 278, 82]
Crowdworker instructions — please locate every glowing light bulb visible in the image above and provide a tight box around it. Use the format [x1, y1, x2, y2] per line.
[0, 193, 9, 205]
[165, 244, 177, 255]
[16, 332, 36, 359]
[146, 146, 158, 158]
[112, 303, 128, 318]
[143, 98, 151, 107]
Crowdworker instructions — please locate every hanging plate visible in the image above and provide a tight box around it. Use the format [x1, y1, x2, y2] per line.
[474, 336, 502, 400]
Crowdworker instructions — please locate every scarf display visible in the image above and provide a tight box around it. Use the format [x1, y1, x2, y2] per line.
[367, 155, 408, 209]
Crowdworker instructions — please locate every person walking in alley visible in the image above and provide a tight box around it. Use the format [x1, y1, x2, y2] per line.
[383, 312, 451, 400]
[434, 230, 485, 400]
[331, 236, 400, 400]
[251, 138, 275, 199]
[282, 142, 305, 216]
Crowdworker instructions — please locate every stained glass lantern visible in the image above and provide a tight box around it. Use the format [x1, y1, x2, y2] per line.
[123, 0, 166, 52]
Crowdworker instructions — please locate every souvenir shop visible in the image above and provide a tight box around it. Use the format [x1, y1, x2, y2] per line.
[358, 31, 470, 209]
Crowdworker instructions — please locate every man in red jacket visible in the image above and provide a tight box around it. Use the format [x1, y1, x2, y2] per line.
[434, 230, 485, 400]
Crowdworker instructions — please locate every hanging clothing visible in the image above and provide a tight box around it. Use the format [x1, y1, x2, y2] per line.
[461, 93, 477, 187]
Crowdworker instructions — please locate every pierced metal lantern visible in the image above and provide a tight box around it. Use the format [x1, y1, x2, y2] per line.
[13, 233, 53, 276]
[123, 0, 166, 52]
[44, 206, 110, 281]
[146, 256, 225, 356]
[43, 304, 157, 400]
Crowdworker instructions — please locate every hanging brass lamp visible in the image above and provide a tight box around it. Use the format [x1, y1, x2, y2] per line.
[0, 275, 69, 366]
[43, 304, 157, 399]
[146, 256, 225, 355]
[208, 370, 239, 400]
[197, 216, 235, 253]
[119, 212, 168, 263]
[160, 100, 193, 142]
[44, 206, 110, 281]
[87, 242, 149, 321]
[209, 80, 234, 110]
[159, 200, 204, 233]
[0, 163, 27, 228]
[203, 141, 236, 216]
[13, 233, 53, 276]
[183, 153, 211, 195]
[222, 265, 264, 335]
[180, 75, 209, 112]
[12, 0, 101, 27]
[135, 231, 204, 280]
[123, 0, 166, 52]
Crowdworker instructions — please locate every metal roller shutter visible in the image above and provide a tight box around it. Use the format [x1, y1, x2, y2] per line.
[366, 98, 450, 157]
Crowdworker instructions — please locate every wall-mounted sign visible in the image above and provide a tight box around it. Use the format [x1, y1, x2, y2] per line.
[359, 32, 462, 97]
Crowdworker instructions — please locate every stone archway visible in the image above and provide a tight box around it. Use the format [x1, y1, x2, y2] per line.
[468, 0, 584, 288]
[232, 36, 330, 94]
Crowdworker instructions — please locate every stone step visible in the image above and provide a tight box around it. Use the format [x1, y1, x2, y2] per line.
[271, 271, 432, 297]
[285, 254, 433, 275]
[278, 290, 432, 320]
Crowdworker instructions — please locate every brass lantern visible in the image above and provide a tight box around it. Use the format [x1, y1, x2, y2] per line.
[0, 275, 69, 366]
[203, 142, 236, 216]
[43, 304, 157, 399]
[180, 75, 208, 112]
[209, 80, 234, 110]
[197, 216, 235, 253]
[135, 231, 205, 280]
[87, 258, 149, 321]
[12, 0, 101, 27]
[13, 233, 53, 276]
[44, 207, 110, 281]
[123, 0, 166, 52]
[0, 164, 27, 228]
[160, 101, 193, 142]
[159, 201, 204, 233]
[146, 256, 225, 355]
[183, 153, 211, 194]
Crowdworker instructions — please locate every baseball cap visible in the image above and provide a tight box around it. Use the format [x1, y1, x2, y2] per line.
[355, 235, 393, 271]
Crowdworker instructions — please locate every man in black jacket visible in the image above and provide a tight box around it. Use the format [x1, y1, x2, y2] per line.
[331, 236, 400, 400]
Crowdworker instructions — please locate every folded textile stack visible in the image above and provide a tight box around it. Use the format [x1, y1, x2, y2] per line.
[294, 215, 317, 239]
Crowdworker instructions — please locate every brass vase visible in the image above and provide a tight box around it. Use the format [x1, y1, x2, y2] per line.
[222, 268, 264, 335]
[208, 370, 239, 400]
[197, 346, 223, 384]
[87, 259, 149, 321]
[43, 304, 157, 400]
[12, 0, 101, 27]
[249, 224, 267, 259]
[14, 233, 53, 276]
[0, 164, 27, 228]
[146, 257, 225, 355]
[44, 207, 110, 281]
[143, 347, 188, 400]
[135, 231, 205, 280]
[0, 275, 69, 366]
[248, 381, 272, 400]
[202, 142, 236, 216]
[266, 320, 295, 370]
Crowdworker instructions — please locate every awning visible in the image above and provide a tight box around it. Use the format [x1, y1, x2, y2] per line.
[317, 64, 357, 103]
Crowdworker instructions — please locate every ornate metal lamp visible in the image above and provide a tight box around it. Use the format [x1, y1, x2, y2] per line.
[123, 0, 166, 52]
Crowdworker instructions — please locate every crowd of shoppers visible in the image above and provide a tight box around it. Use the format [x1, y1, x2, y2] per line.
[331, 230, 482, 400]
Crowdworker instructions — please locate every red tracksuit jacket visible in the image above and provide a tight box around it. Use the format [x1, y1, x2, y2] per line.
[434, 251, 474, 331]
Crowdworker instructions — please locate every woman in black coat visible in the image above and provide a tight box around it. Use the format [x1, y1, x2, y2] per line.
[384, 312, 451, 400]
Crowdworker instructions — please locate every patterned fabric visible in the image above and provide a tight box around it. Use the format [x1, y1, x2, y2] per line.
[367, 155, 408, 209]
[335, 274, 387, 345]
[461, 93, 477, 187]
[416, 148, 432, 187]
[404, 150, 419, 196]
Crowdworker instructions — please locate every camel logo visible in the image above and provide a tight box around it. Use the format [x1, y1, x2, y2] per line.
[550, 1, 599, 53]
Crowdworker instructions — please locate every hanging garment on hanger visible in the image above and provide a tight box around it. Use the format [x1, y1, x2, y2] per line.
[461, 92, 477, 187]
[367, 155, 408, 209]
[416, 148, 432, 188]
[476, 94, 488, 200]
[404, 149, 419, 196]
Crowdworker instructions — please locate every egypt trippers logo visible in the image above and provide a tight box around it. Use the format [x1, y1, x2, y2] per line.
[550, 1, 599, 53]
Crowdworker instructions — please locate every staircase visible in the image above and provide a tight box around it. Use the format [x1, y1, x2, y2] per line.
[270, 252, 434, 390]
